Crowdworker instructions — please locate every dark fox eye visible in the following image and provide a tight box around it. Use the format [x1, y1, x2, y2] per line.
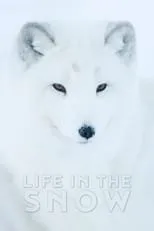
[96, 83, 108, 93]
[52, 83, 66, 94]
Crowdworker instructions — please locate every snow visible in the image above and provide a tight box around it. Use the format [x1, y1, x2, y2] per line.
[0, 1, 154, 230]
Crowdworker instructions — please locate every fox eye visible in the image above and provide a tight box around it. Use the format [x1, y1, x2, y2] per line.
[52, 83, 67, 94]
[96, 83, 108, 94]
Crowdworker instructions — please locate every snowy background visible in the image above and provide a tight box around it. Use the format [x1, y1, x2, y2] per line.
[0, 0, 154, 78]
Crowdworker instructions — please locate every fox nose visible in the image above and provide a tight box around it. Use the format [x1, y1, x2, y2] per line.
[78, 125, 95, 140]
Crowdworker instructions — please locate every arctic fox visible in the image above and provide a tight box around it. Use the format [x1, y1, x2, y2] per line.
[0, 21, 154, 231]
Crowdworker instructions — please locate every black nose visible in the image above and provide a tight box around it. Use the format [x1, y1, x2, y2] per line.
[78, 125, 95, 140]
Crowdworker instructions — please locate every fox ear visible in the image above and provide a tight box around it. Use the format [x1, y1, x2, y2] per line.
[17, 22, 55, 67]
[104, 22, 136, 64]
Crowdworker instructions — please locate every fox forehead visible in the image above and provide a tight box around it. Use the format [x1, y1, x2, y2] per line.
[27, 43, 127, 88]
[32, 54, 126, 92]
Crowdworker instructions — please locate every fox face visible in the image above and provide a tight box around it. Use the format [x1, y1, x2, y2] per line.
[15, 21, 137, 144]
